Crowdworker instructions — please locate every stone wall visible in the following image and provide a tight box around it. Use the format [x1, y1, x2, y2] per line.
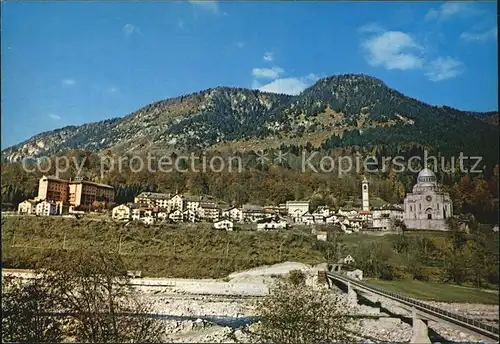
[404, 219, 447, 231]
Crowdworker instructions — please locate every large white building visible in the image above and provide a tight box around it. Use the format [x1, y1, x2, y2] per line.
[286, 201, 310, 223]
[403, 168, 453, 231]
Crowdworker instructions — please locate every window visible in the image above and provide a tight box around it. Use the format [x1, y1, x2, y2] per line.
[427, 214, 432, 219]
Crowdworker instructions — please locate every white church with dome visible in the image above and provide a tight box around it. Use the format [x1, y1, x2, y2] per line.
[403, 168, 453, 231]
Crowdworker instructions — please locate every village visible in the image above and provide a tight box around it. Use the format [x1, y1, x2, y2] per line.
[15, 168, 462, 234]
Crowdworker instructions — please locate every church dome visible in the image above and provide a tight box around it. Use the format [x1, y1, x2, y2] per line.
[418, 168, 435, 179]
[417, 168, 437, 184]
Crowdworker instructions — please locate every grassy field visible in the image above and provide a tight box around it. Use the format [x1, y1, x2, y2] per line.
[1, 216, 328, 278]
[3, 216, 498, 305]
[365, 278, 499, 304]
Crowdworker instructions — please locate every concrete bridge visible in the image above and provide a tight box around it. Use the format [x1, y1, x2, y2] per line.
[326, 271, 499, 344]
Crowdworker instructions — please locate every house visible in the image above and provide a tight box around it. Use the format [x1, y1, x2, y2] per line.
[340, 255, 355, 265]
[301, 212, 315, 225]
[349, 219, 363, 231]
[134, 192, 172, 209]
[169, 209, 183, 223]
[289, 208, 305, 223]
[493, 225, 499, 233]
[157, 209, 169, 221]
[338, 207, 358, 219]
[313, 206, 331, 217]
[183, 209, 197, 223]
[141, 216, 155, 225]
[35, 200, 57, 216]
[131, 207, 150, 221]
[243, 209, 267, 223]
[199, 203, 220, 222]
[18, 199, 38, 215]
[312, 213, 326, 224]
[257, 218, 288, 231]
[325, 215, 340, 224]
[213, 219, 234, 231]
[372, 217, 391, 231]
[222, 207, 243, 222]
[372, 205, 404, 231]
[242, 204, 265, 222]
[264, 208, 278, 218]
[316, 231, 328, 241]
[358, 210, 372, 221]
[168, 194, 184, 212]
[277, 203, 287, 214]
[183, 195, 202, 212]
[112, 203, 139, 221]
[285, 201, 310, 217]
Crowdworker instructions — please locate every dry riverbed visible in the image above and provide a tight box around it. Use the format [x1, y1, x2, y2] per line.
[3, 263, 498, 343]
[128, 262, 498, 343]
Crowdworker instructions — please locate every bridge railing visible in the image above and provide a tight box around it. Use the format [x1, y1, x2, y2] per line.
[327, 272, 499, 337]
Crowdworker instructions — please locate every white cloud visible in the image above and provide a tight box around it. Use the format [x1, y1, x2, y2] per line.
[263, 51, 274, 62]
[48, 113, 61, 120]
[258, 74, 319, 95]
[189, 1, 219, 14]
[359, 23, 467, 82]
[252, 67, 285, 79]
[425, 57, 463, 82]
[123, 23, 140, 36]
[362, 31, 424, 70]
[358, 22, 385, 34]
[460, 27, 497, 42]
[61, 79, 76, 86]
[425, 2, 481, 21]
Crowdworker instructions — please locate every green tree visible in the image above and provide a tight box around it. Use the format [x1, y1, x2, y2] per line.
[2, 276, 63, 343]
[252, 278, 356, 344]
[288, 269, 306, 286]
[39, 250, 163, 343]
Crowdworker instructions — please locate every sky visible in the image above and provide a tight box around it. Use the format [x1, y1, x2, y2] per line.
[1, 1, 498, 148]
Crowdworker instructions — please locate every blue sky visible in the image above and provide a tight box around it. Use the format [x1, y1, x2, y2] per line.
[1, 1, 498, 148]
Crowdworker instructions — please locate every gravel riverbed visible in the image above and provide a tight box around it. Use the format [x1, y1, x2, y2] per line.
[130, 262, 498, 343]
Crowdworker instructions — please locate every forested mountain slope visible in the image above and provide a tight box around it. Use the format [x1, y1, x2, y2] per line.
[2, 74, 497, 164]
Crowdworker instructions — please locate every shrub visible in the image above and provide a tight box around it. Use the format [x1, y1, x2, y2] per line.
[288, 269, 306, 286]
[252, 279, 357, 344]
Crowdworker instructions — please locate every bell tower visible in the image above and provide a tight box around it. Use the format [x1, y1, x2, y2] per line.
[362, 176, 370, 211]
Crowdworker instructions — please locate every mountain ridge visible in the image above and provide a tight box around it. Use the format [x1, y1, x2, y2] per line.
[2, 74, 498, 163]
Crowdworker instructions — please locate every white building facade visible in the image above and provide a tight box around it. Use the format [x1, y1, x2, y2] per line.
[35, 201, 57, 216]
[404, 168, 453, 231]
[286, 201, 310, 218]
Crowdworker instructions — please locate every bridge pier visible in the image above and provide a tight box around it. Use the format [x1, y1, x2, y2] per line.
[410, 307, 431, 344]
[347, 281, 358, 307]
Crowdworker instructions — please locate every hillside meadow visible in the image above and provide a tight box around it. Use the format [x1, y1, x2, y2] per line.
[2, 216, 498, 299]
[1, 216, 328, 278]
